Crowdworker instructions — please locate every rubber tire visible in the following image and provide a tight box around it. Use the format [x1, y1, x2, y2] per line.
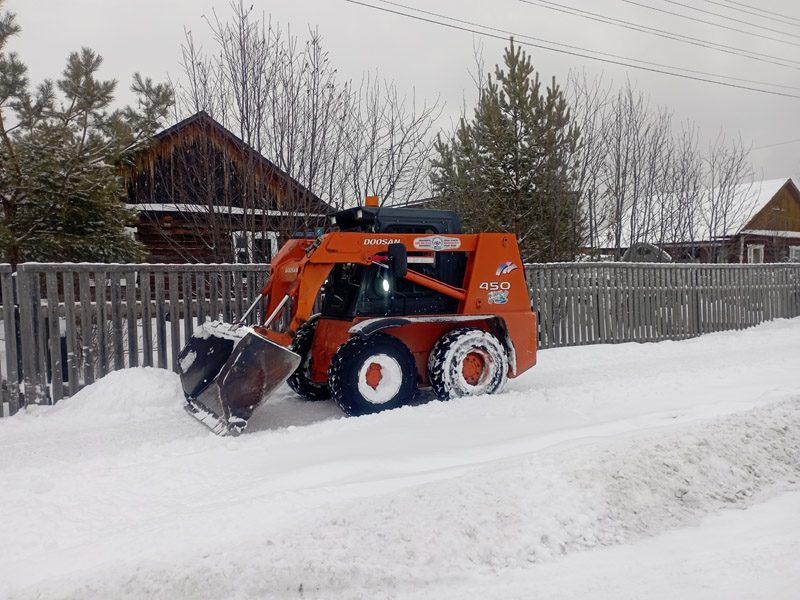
[329, 334, 418, 417]
[427, 327, 508, 401]
[286, 319, 331, 401]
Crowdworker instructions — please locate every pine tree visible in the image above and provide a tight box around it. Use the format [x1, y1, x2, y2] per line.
[430, 41, 582, 262]
[0, 4, 172, 266]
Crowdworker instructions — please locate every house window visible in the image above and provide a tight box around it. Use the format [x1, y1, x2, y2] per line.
[232, 231, 279, 263]
[747, 244, 764, 264]
[790, 246, 800, 262]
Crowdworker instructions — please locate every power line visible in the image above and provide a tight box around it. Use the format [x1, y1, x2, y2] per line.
[341, 0, 800, 99]
[522, 0, 800, 71]
[622, 0, 800, 48]
[702, 0, 800, 28]
[664, 0, 800, 38]
[385, 0, 800, 85]
[751, 138, 800, 151]
[717, 0, 800, 25]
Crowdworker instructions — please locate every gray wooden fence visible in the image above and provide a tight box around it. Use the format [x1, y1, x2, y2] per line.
[528, 263, 800, 348]
[0, 263, 269, 417]
[0, 261, 798, 417]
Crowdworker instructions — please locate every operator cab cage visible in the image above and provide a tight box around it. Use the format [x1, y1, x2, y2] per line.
[323, 205, 466, 318]
[329, 206, 462, 235]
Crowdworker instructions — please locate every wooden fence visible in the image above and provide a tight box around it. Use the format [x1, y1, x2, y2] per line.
[0, 263, 269, 417]
[528, 263, 800, 348]
[0, 261, 798, 417]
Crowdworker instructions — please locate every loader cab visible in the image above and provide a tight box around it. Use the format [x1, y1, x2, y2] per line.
[322, 206, 467, 318]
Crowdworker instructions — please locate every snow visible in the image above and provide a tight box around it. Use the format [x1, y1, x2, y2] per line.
[1, 318, 799, 599]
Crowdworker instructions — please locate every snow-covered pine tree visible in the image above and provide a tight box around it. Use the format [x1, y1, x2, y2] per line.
[0, 4, 172, 266]
[430, 40, 582, 263]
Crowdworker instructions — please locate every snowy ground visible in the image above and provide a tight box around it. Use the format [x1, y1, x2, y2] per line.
[1, 318, 799, 599]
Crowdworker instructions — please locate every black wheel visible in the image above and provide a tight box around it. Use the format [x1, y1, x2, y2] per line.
[427, 327, 508, 401]
[329, 334, 418, 416]
[286, 318, 331, 401]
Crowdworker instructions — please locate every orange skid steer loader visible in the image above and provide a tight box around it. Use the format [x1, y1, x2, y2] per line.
[178, 200, 538, 435]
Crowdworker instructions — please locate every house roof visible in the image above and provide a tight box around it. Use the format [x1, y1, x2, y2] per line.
[609, 178, 796, 248]
[708, 178, 791, 238]
[129, 111, 333, 214]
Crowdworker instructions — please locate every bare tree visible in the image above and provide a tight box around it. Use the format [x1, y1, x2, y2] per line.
[703, 132, 754, 261]
[567, 75, 754, 262]
[567, 71, 610, 255]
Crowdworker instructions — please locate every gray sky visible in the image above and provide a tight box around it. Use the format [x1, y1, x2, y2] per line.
[7, 0, 800, 182]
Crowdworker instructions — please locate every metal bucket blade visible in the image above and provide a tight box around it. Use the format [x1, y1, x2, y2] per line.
[179, 323, 300, 435]
[178, 328, 237, 399]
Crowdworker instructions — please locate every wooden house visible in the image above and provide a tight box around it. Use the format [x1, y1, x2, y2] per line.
[598, 178, 800, 263]
[125, 111, 333, 264]
[732, 178, 800, 263]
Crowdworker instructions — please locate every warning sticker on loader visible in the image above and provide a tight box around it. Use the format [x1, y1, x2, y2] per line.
[413, 235, 461, 251]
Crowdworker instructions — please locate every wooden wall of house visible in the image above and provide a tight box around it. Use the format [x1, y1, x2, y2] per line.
[744, 185, 800, 233]
[133, 211, 327, 264]
[135, 212, 231, 264]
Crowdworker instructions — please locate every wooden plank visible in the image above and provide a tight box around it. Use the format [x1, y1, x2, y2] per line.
[576, 267, 585, 345]
[109, 271, 125, 369]
[16, 268, 39, 405]
[210, 272, 219, 322]
[95, 269, 109, 377]
[45, 272, 63, 403]
[169, 272, 181, 372]
[62, 271, 80, 396]
[78, 271, 95, 386]
[222, 270, 232, 323]
[233, 269, 244, 320]
[545, 268, 555, 348]
[1, 269, 20, 414]
[126, 270, 139, 368]
[141, 271, 153, 367]
[196, 271, 206, 326]
[155, 271, 167, 369]
[183, 272, 194, 344]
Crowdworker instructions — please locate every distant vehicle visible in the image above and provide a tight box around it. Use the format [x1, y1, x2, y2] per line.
[621, 243, 672, 263]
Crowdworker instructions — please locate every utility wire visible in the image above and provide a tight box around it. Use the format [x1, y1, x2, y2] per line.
[384, 0, 800, 85]
[751, 138, 800, 151]
[717, 0, 800, 25]
[622, 0, 800, 48]
[664, 0, 800, 38]
[522, 0, 800, 71]
[702, 0, 800, 28]
[342, 0, 800, 99]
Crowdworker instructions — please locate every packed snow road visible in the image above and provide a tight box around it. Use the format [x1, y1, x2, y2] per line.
[1, 318, 799, 599]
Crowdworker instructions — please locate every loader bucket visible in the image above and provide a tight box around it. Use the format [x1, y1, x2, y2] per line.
[178, 322, 301, 436]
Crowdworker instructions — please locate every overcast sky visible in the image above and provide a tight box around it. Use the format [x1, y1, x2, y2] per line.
[6, 0, 800, 184]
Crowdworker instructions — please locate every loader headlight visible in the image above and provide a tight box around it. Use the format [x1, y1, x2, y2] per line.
[382, 278, 390, 292]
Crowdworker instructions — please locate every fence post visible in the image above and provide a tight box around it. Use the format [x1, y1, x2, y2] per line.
[1, 267, 19, 415]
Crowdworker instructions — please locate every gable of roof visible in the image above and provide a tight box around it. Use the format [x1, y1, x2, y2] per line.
[128, 111, 333, 214]
[740, 178, 800, 235]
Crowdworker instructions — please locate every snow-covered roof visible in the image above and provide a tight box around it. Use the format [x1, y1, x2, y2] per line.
[606, 178, 793, 248]
[706, 178, 789, 238]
